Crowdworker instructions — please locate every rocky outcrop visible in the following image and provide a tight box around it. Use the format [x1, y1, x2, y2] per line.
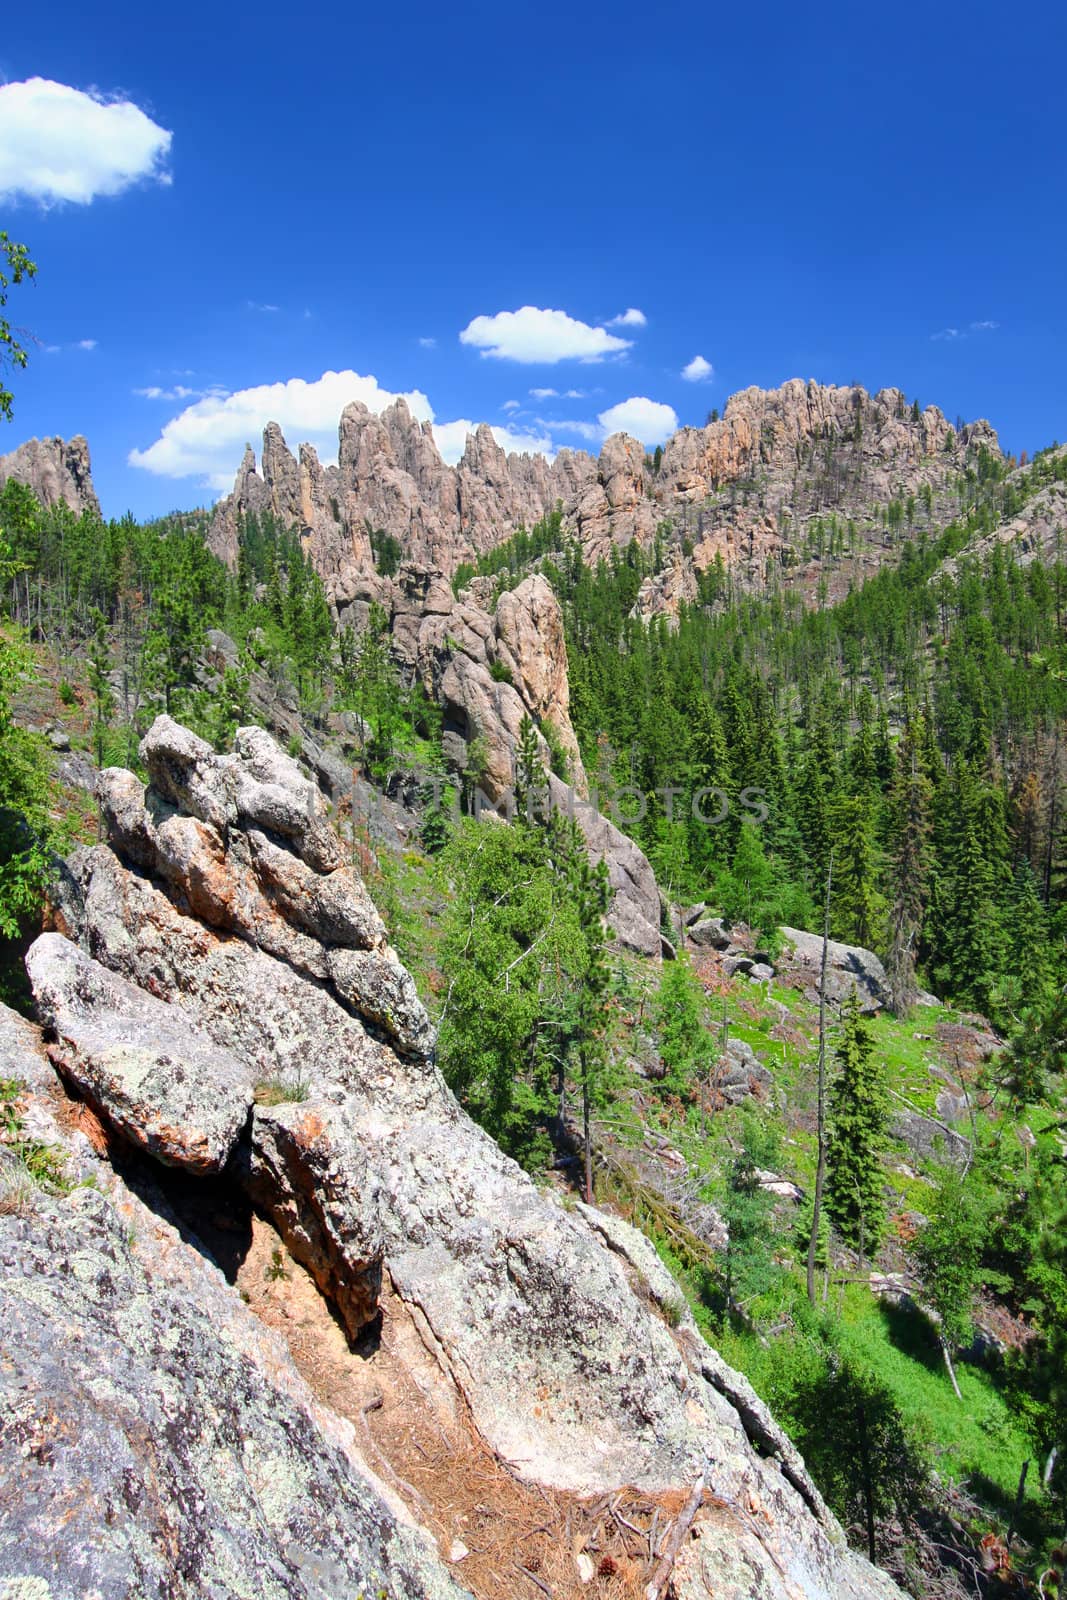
[779, 926, 891, 1013]
[0, 433, 100, 517]
[27, 933, 256, 1173]
[0, 1004, 467, 1600]
[384, 570, 662, 955]
[20, 716, 905, 1600]
[208, 381, 1000, 596]
[936, 444, 1067, 579]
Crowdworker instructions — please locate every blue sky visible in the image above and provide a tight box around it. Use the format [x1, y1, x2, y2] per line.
[2, 0, 1065, 521]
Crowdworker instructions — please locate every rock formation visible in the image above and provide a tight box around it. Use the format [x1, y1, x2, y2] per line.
[200, 381, 1003, 959]
[936, 443, 1067, 579]
[328, 562, 664, 956]
[7, 714, 905, 1599]
[208, 381, 1000, 596]
[0, 433, 100, 517]
[0, 1002, 467, 1600]
[779, 926, 892, 1014]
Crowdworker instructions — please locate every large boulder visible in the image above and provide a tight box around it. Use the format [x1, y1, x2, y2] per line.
[779, 926, 891, 1013]
[26, 933, 256, 1173]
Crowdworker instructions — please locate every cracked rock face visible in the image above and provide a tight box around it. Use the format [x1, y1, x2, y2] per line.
[24, 716, 905, 1600]
[26, 933, 255, 1173]
[0, 1008, 466, 1600]
[0, 433, 101, 519]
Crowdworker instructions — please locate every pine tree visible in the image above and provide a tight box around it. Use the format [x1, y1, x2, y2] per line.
[570, 846, 611, 1201]
[884, 718, 933, 1016]
[1006, 862, 1053, 1011]
[717, 821, 779, 938]
[940, 824, 1004, 1014]
[0, 536, 52, 948]
[826, 992, 888, 1260]
[514, 713, 546, 822]
[720, 1114, 779, 1313]
[830, 793, 885, 950]
[654, 953, 710, 1098]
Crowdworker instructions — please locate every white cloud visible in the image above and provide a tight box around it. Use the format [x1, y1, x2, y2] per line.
[932, 319, 999, 343]
[129, 369, 433, 491]
[134, 383, 225, 402]
[247, 300, 280, 313]
[0, 78, 171, 205]
[460, 305, 632, 364]
[418, 335, 437, 348]
[606, 308, 647, 327]
[530, 387, 558, 399]
[44, 338, 98, 355]
[543, 418, 602, 442]
[681, 354, 714, 383]
[597, 396, 679, 445]
[432, 419, 554, 466]
[501, 399, 521, 412]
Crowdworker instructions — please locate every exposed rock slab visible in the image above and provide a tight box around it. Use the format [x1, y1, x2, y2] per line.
[0, 1004, 468, 1600]
[26, 933, 255, 1173]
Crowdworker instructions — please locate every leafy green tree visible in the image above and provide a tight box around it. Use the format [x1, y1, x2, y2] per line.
[826, 992, 888, 1260]
[0, 234, 36, 422]
[910, 1169, 986, 1399]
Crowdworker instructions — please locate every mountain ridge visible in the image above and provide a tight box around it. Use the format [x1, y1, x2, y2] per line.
[206, 378, 1002, 602]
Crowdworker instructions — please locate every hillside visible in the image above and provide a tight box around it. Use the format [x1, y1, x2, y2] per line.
[0, 389, 1065, 1600]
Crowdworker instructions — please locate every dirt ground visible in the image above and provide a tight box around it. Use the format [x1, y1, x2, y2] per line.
[236, 1213, 689, 1600]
